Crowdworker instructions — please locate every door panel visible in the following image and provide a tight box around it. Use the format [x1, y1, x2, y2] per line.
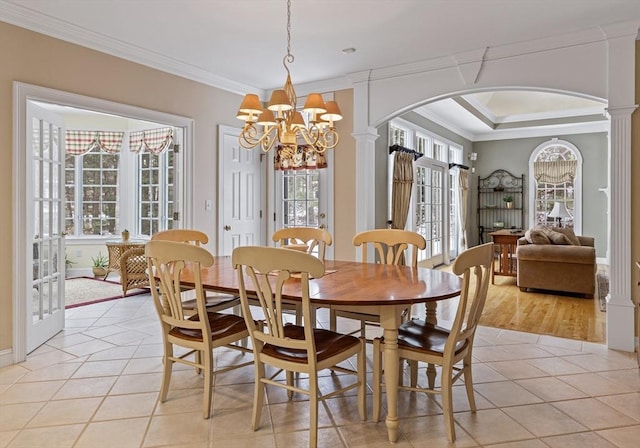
[27, 102, 65, 353]
[219, 125, 264, 255]
[414, 163, 445, 267]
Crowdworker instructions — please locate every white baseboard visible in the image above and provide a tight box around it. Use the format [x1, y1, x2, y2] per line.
[0, 348, 14, 367]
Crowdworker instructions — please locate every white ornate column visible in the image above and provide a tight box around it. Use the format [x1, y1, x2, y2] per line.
[606, 106, 636, 351]
[602, 22, 638, 352]
[350, 71, 379, 237]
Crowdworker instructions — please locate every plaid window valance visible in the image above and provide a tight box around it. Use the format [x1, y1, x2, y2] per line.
[65, 130, 124, 155]
[129, 127, 173, 154]
[534, 160, 577, 184]
[274, 144, 327, 170]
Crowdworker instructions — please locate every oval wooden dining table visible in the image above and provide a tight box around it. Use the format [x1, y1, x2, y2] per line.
[179, 256, 462, 443]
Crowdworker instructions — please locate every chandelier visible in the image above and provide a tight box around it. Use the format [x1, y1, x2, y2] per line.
[236, 0, 342, 153]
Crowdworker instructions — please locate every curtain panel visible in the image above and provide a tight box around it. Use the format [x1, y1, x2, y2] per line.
[65, 130, 124, 155]
[390, 151, 414, 230]
[533, 160, 577, 184]
[458, 168, 469, 250]
[273, 144, 327, 170]
[129, 127, 174, 154]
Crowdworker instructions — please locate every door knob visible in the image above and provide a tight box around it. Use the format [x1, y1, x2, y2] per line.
[319, 224, 326, 229]
[224, 225, 231, 231]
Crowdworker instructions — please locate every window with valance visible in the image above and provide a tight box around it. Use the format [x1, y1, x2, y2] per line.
[64, 126, 176, 238]
[129, 127, 174, 154]
[65, 130, 124, 155]
[529, 140, 582, 231]
[274, 144, 327, 170]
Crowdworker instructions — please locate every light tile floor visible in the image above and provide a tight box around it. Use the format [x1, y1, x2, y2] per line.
[1, 293, 638, 447]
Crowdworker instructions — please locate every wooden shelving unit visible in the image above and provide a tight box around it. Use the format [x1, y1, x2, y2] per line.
[477, 169, 525, 244]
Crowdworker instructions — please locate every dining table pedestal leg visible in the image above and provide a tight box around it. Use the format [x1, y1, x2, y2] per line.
[380, 306, 403, 443]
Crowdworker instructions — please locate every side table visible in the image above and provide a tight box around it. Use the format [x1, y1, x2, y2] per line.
[489, 229, 525, 284]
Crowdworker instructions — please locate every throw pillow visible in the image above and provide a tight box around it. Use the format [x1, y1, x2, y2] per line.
[525, 229, 551, 245]
[547, 230, 571, 245]
[553, 227, 581, 246]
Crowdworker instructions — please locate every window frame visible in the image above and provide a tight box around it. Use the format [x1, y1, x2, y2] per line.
[528, 138, 583, 234]
[387, 118, 464, 264]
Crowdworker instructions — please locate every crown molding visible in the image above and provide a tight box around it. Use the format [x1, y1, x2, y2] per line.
[1, 0, 637, 98]
[0, 1, 263, 97]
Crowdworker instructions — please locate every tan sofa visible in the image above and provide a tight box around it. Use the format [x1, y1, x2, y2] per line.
[516, 231, 596, 298]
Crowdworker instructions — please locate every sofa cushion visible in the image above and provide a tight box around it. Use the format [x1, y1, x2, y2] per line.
[553, 227, 581, 246]
[525, 229, 551, 244]
[516, 243, 596, 265]
[525, 226, 570, 245]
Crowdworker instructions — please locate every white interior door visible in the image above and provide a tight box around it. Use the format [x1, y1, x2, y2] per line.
[218, 125, 265, 255]
[27, 102, 66, 353]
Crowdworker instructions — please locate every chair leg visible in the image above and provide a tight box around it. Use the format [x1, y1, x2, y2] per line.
[286, 370, 294, 399]
[427, 363, 437, 389]
[409, 360, 418, 387]
[357, 338, 366, 421]
[329, 309, 339, 333]
[252, 362, 266, 431]
[159, 344, 173, 402]
[441, 364, 456, 443]
[463, 355, 477, 412]
[372, 337, 382, 422]
[309, 371, 319, 448]
[202, 349, 213, 419]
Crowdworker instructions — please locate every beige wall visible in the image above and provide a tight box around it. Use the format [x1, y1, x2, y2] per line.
[0, 21, 355, 352]
[332, 89, 356, 261]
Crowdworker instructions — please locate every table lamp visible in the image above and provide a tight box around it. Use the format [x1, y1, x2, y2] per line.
[548, 201, 571, 227]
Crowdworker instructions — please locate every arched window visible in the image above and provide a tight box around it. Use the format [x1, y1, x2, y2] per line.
[528, 139, 583, 233]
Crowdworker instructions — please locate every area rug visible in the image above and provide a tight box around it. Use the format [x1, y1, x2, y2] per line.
[65, 276, 148, 308]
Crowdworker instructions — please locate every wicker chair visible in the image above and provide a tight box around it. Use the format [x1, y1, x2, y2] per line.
[119, 247, 150, 296]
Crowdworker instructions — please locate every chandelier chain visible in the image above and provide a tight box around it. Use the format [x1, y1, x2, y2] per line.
[283, 0, 294, 70]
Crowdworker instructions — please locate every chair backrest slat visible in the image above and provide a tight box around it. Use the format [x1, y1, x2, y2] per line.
[233, 246, 324, 353]
[146, 240, 214, 337]
[151, 229, 208, 246]
[353, 229, 426, 267]
[447, 242, 493, 355]
[272, 227, 333, 262]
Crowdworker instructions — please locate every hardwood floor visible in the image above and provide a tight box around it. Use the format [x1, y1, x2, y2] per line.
[433, 264, 606, 344]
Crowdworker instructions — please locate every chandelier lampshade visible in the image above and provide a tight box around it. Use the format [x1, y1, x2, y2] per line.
[236, 0, 341, 153]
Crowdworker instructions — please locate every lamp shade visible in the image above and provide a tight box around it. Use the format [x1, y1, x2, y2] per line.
[548, 201, 571, 218]
[303, 93, 327, 115]
[267, 90, 293, 112]
[238, 94, 263, 114]
[320, 101, 343, 122]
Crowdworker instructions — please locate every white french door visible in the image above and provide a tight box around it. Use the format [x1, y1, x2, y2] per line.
[27, 102, 66, 353]
[218, 125, 265, 256]
[413, 162, 446, 267]
[272, 162, 333, 259]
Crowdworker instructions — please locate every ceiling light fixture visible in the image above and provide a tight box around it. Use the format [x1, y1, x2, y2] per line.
[236, 0, 342, 153]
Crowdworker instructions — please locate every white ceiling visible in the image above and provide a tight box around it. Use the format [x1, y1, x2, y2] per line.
[2, 0, 638, 140]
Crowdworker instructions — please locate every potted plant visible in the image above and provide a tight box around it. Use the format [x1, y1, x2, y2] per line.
[503, 195, 514, 209]
[65, 252, 76, 278]
[91, 252, 109, 278]
[121, 229, 130, 241]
